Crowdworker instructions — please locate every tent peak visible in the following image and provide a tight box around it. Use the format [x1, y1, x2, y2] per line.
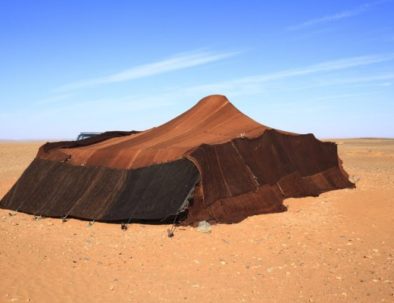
[195, 94, 230, 106]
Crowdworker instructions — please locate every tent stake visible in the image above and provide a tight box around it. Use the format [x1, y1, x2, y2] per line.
[121, 223, 128, 231]
[167, 227, 175, 238]
[167, 212, 180, 238]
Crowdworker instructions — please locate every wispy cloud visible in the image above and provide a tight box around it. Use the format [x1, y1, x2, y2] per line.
[56, 50, 239, 92]
[239, 54, 394, 83]
[35, 92, 74, 105]
[276, 73, 394, 93]
[183, 53, 394, 95]
[287, 0, 391, 31]
[313, 91, 385, 102]
[314, 73, 394, 86]
[36, 53, 394, 109]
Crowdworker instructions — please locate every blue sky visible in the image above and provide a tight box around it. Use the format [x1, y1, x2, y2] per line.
[0, 0, 393, 139]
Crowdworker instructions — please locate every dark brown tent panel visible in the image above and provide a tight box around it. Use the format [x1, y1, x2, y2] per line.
[0, 95, 354, 223]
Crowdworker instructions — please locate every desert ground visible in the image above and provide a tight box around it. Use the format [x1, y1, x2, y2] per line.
[0, 139, 393, 303]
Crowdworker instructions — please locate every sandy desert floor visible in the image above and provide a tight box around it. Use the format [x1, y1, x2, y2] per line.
[0, 139, 393, 303]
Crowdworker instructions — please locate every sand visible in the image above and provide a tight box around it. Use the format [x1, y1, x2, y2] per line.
[0, 139, 393, 303]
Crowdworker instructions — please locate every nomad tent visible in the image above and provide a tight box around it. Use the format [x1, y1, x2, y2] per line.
[1, 95, 354, 224]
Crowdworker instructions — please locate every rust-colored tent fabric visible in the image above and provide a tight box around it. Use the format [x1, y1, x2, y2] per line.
[0, 95, 354, 223]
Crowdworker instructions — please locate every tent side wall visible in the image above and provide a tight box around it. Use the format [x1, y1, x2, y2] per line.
[0, 158, 199, 222]
[186, 130, 354, 223]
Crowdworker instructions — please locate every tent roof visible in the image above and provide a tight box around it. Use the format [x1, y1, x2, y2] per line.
[40, 95, 289, 169]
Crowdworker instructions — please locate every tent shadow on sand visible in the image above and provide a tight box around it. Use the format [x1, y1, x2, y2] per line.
[0, 95, 355, 225]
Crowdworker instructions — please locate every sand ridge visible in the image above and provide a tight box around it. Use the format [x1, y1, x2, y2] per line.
[0, 139, 393, 302]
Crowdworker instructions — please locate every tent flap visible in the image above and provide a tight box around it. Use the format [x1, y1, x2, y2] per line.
[0, 158, 199, 222]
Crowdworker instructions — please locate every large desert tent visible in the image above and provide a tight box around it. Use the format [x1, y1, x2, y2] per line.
[1, 95, 354, 224]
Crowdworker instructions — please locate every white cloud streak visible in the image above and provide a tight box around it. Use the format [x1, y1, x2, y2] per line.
[38, 53, 394, 110]
[287, 0, 391, 31]
[56, 50, 239, 92]
[314, 73, 394, 86]
[183, 53, 394, 94]
[36, 92, 74, 105]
